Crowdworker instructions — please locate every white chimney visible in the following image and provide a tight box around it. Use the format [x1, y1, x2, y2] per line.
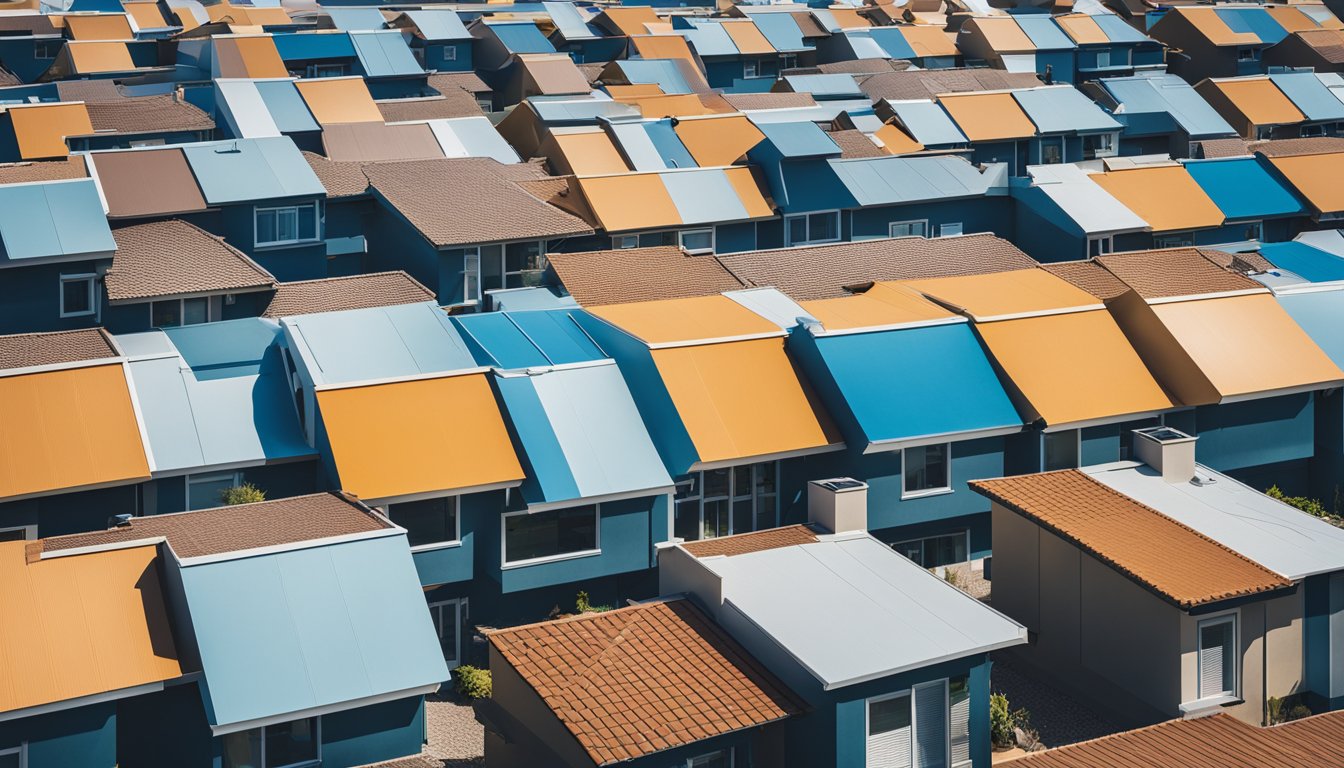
[808, 478, 868, 533]
[1132, 427, 1198, 484]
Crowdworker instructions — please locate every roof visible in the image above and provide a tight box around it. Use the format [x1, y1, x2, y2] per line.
[1196, 137, 1250, 159]
[180, 137, 325, 204]
[1201, 77, 1305, 126]
[682, 524, 820, 558]
[85, 94, 214, 135]
[722, 91, 818, 111]
[301, 151, 369, 198]
[1183, 156, 1305, 220]
[7, 103, 92, 160]
[261, 271, 434, 318]
[1100, 73, 1235, 139]
[44, 492, 387, 559]
[294, 77, 383, 125]
[717, 234, 1036, 300]
[807, 154, 1001, 210]
[1040, 261, 1131, 301]
[0, 541, 185, 716]
[1012, 86, 1121, 134]
[970, 470, 1291, 609]
[0, 328, 117, 369]
[452, 309, 604, 369]
[89, 147, 209, 218]
[106, 220, 274, 302]
[487, 599, 803, 766]
[574, 167, 772, 233]
[377, 90, 483, 122]
[901, 268, 1101, 320]
[320, 121, 444, 164]
[1270, 72, 1344, 122]
[861, 68, 1042, 103]
[546, 246, 744, 306]
[0, 157, 87, 185]
[1024, 164, 1147, 236]
[1252, 136, 1344, 157]
[693, 533, 1027, 689]
[884, 100, 968, 146]
[589, 294, 779, 345]
[830, 128, 886, 158]
[1261, 241, 1344, 284]
[1278, 284, 1344, 369]
[1096, 248, 1261, 299]
[1090, 165, 1225, 233]
[282, 302, 477, 387]
[0, 177, 113, 263]
[1265, 151, 1344, 214]
[350, 29, 422, 78]
[364, 158, 591, 247]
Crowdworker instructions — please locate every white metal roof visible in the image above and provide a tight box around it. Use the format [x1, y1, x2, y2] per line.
[1027, 163, 1148, 235]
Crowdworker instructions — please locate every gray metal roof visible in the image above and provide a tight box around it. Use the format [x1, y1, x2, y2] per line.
[885, 99, 967, 146]
[1012, 86, 1122, 135]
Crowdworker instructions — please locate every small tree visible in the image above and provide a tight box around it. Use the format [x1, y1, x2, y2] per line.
[453, 665, 492, 699]
[220, 483, 266, 506]
[990, 693, 1015, 748]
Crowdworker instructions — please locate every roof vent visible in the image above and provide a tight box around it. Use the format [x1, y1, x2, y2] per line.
[1133, 426, 1198, 484]
[808, 477, 867, 534]
[107, 513, 133, 529]
[1191, 472, 1218, 487]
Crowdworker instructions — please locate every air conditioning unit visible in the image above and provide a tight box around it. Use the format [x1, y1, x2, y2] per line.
[808, 478, 868, 534]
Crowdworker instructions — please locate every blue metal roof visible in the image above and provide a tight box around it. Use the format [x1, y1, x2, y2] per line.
[1260, 242, 1344, 283]
[664, 168, 750, 223]
[797, 322, 1022, 448]
[351, 30, 423, 77]
[644, 119, 697, 167]
[326, 7, 387, 31]
[1214, 7, 1287, 45]
[489, 21, 556, 54]
[543, 1, 599, 40]
[1017, 16, 1075, 50]
[866, 28, 916, 60]
[1183, 157, 1304, 221]
[751, 12, 807, 52]
[282, 301, 479, 386]
[272, 32, 357, 62]
[496, 363, 672, 505]
[1012, 86, 1121, 134]
[1100, 74, 1235, 138]
[508, 310, 605, 364]
[885, 100, 967, 146]
[453, 309, 605, 369]
[0, 179, 114, 263]
[486, 286, 578, 311]
[182, 533, 449, 730]
[681, 22, 737, 57]
[1276, 290, 1344, 368]
[165, 316, 284, 379]
[827, 155, 998, 208]
[1093, 14, 1150, 44]
[780, 73, 863, 99]
[617, 59, 695, 94]
[1270, 72, 1344, 122]
[404, 10, 472, 41]
[182, 137, 325, 204]
[255, 80, 320, 133]
[756, 121, 843, 158]
[531, 98, 640, 124]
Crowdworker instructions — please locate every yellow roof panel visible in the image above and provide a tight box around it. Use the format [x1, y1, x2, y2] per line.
[722, 20, 775, 54]
[901, 269, 1101, 320]
[977, 310, 1174, 426]
[317, 373, 524, 502]
[605, 84, 664, 98]
[1264, 6, 1320, 33]
[630, 34, 697, 65]
[975, 16, 1036, 51]
[1091, 166, 1225, 233]
[0, 363, 151, 500]
[232, 35, 288, 78]
[67, 40, 135, 73]
[1150, 293, 1344, 399]
[1179, 7, 1261, 46]
[874, 122, 923, 155]
[295, 77, 384, 125]
[1210, 78, 1306, 125]
[938, 92, 1038, 141]
[801, 282, 958, 332]
[674, 114, 764, 167]
[63, 13, 134, 40]
[123, 2, 169, 30]
[590, 295, 780, 343]
[618, 93, 718, 118]
[724, 166, 774, 219]
[828, 8, 870, 29]
[551, 130, 630, 175]
[1055, 14, 1108, 44]
[597, 6, 661, 36]
[0, 542, 185, 715]
[1268, 152, 1344, 214]
[652, 337, 840, 464]
[8, 102, 93, 159]
[899, 25, 958, 57]
[577, 173, 682, 232]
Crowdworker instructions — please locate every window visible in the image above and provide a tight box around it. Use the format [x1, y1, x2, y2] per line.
[1198, 614, 1237, 699]
[0, 745, 24, 768]
[612, 235, 639, 249]
[1041, 430, 1080, 471]
[937, 222, 963, 238]
[902, 444, 950, 499]
[481, 241, 546, 293]
[1154, 232, 1194, 248]
[1095, 48, 1111, 69]
[1238, 47, 1260, 62]
[442, 46, 458, 62]
[1243, 221, 1263, 241]
[502, 505, 598, 565]
[744, 60, 759, 78]
[1255, 125, 1275, 141]
[222, 717, 320, 768]
[674, 462, 778, 542]
[780, 54, 798, 71]
[305, 63, 346, 78]
[1302, 123, 1325, 138]
[893, 532, 968, 569]
[867, 682, 953, 768]
[429, 599, 465, 668]
[785, 211, 841, 246]
[949, 675, 970, 768]
[1083, 132, 1116, 160]
[34, 40, 59, 59]
[679, 228, 714, 254]
[687, 749, 734, 768]
[388, 497, 459, 548]
[187, 471, 242, 511]
[1041, 139, 1064, 165]
[255, 203, 319, 247]
[0, 525, 37, 542]
[59, 273, 96, 318]
[151, 297, 211, 328]
[1087, 235, 1113, 257]
[890, 220, 929, 238]
[867, 693, 912, 767]
[463, 247, 481, 305]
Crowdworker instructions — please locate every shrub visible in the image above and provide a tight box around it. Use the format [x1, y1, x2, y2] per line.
[575, 590, 613, 613]
[454, 665, 492, 700]
[1288, 704, 1313, 722]
[1266, 486, 1344, 528]
[990, 693, 1015, 748]
[220, 483, 265, 506]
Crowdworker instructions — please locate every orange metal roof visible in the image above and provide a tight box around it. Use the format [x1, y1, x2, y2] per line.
[1054, 14, 1108, 44]
[317, 373, 524, 502]
[938, 92, 1038, 141]
[590, 294, 780, 342]
[901, 269, 1101, 320]
[295, 77, 384, 125]
[551, 130, 630, 175]
[207, 3, 291, 26]
[1178, 7, 1260, 46]
[975, 310, 1174, 426]
[123, 2, 169, 30]
[828, 8, 870, 29]
[652, 337, 840, 464]
[674, 114, 764, 167]
[576, 173, 682, 232]
[722, 20, 775, 54]
[1265, 6, 1321, 33]
[618, 93, 720, 117]
[598, 6, 660, 36]
[874, 122, 923, 155]
[1091, 166, 1225, 233]
[801, 282, 958, 331]
[605, 83, 663, 98]
[0, 363, 151, 500]
[0, 541, 186, 715]
[63, 13, 134, 40]
[1209, 78, 1306, 126]
[974, 17, 1036, 51]
[8, 103, 94, 160]
[630, 34, 697, 65]
[223, 35, 288, 78]
[67, 41, 135, 73]
[900, 25, 958, 57]
[1268, 152, 1344, 213]
[725, 166, 774, 218]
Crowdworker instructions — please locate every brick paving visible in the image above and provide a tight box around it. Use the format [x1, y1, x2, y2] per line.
[423, 691, 486, 766]
[990, 652, 1123, 749]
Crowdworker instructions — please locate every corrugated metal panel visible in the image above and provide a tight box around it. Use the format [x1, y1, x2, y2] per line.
[886, 100, 967, 146]
[1184, 157, 1304, 220]
[1017, 15, 1076, 49]
[663, 168, 749, 224]
[427, 117, 520, 164]
[618, 59, 695, 94]
[1215, 7, 1288, 45]
[1270, 72, 1344, 122]
[351, 30, 422, 77]
[284, 302, 477, 386]
[1012, 86, 1121, 134]
[489, 21, 556, 54]
[1093, 14, 1150, 43]
[1027, 163, 1147, 235]
[751, 12, 806, 52]
[543, 1, 597, 40]
[326, 7, 386, 31]
[182, 535, 450, 729]
[681, 21, 737, 57]
[1102, 74, 1235, 138]
[1261, 242, 1344, 284]
[452, 312, 551, 368]
[508, 310, 605, 364]
[272, 31, 356, 61]
[608, 121, 669, 171]
[255, 80, 319, 133]
[406, 10, 470, 41]
[182, 136, 325, 204]
[829, 155, 992, 206]
[0, 179, 115, 261]
[216, 79, 281, 138]
[757, 121, 842, 158]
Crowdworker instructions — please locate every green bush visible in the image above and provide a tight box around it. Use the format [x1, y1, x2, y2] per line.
[454, 665, 492, 700]
[990, 693, 1015, 748]
[575, 590, 613, 613]
[1266, 486, 1344, 528]
[220, 483, 266, 506]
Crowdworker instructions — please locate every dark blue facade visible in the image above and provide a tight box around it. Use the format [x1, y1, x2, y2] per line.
[0, 257, 110, 335]
[0, 700, 115, 768]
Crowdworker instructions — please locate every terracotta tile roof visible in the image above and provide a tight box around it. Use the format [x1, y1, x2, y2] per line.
[302, 151, 370, 198]
[429, 71, 491, 95]
[1215, 250, 1275, 274]
[1012, 711, 1344, 767]
[42, 492, 384, 559]
[829, 128, 887, 158]
[105, 220, 275, 302]
[1294, 29, 1344, 64]
[860, 68, 1042, 103]
[1251, 136, 1344, 157]
[365, 158, 592, 248]
[486, 598, 803, 766]
[721, 91, 818, 111]
[1095, 248, 1262, 300]
[577, 62, 606, 85]
[1195, 137, 1249, 159]
[261, 271, 436, 318]
[377, 91, 483, 122]
[816, 58, 909, 75]
[0, 329, 118, 370]
[54, 79, 121, 102]
[0, 156, 87, 184]
[682, 525, 820, 558]
[718, 234, 1037, 300]
[970, 470, 1291, 609]
[85, 94, 214, 135]
[1041, 261, 1132, 302]
[546, 246, 744, 306]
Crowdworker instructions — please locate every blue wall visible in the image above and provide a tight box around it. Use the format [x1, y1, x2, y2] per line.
[0, 700, 115, 768]
[319, 696, 426, 768]
[1195, 393, 1314, 474]
[1, 483, 138, 537]
[0, 258, 110, 335]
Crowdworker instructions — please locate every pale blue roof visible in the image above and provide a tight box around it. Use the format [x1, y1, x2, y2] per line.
[543, 2, 598, 40]
[664, 168, 751, 224]
[1093, 14, 1150, 44]
[182, 533, 449, 730]
[865, 28, 916, 60]
[757, 121, 843, 158]
[452, 309, 605, 369]
[1270, 72, 1344, 122]
[751, 12, 807, 52]
[428, 117, 520, 164]
[1017, 16, 1075, 50]
[0, 179, 115, 263]
[404, 10, 471, 41]
[326, 7, 387, 31]
[351, 30, 423, 77]
[615, 59, 696, 95]
[1013, 86, 1121, 134]
[531, 99, 640, 124]
[181, 137, 325, 204]
[781, 73, 863, 99]
[1100, 73, 1235, 138]
[256, 80, 320, 133]
[282, 301, 478, 386]
[1277, 289, 1344, 368]
[1214, 7, 1287, 45]
[488, 21, 556, 54]
[681, 22, 737, 57]
[885, 100, 967, 146]
[829, 155, 998, 206]
[485, 286, 578, 311]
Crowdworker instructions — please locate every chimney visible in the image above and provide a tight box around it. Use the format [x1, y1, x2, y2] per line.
[1132, 427, 1198, 484]
[808, 478, 868, 533]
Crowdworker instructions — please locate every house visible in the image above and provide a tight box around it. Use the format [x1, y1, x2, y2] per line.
[259, 270, 437, 319]
[1264, 28, 1344, 73]
[387, 10, 475, 72]
[1053, 12, 1166, 80]
[671, 17, 809, 90]
[817, 26, 961, 70]
[1087, 71, 1238, 157]
[931, 85, 1122, 171]
[1195, 72, 1344, 140]
[955, 15, 1075, 82]
[1148, 5, 1335, 83]
[1256, 140, 1344, 223]
[974, 426, 1344, 723]
[1182, 155, 1308, 243]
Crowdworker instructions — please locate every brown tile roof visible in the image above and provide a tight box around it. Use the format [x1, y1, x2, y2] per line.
[546, 246, 744, 306]
[486, 598, 803, 766]
[1216, 250, 1275, 274]
[1012, 711, 1344, 768]
[829, 128, 887, 158]
[1041, 261, 1133, 302]
[682, 525, 820, 558]
[302, 151, 370, 198]
[105, 220, 275, 302]
[1251, 136, 1344, 157]
[364, 158, 592, 248]
[791, 11, 829, 38]
[0, 67, 18, 88]
[970, 470, 1291, 609]
[42, 492, 384, 560]
[55, 79, 122, 102]
[1294, 28, 1344, 64]
[377, 91, 484, 122]
[0, 156, 87, 184]
[261, 271, 436, 318]
[718, 234, 1037, 300]
[1195, 137, 1249, 159]
[1095, 248, 1262, 300]
[85, 94, 214, 135]
[816, 58, 909, 75]
[577, 62, 606, 86]
[429, 71, 491, 96]
[0, 329, 118, 370]
[721, 91, 818, 111]
[860, 68, 1042, 103]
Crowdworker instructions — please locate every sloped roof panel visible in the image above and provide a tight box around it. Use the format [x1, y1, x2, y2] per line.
[674, 114, 763, 167]
[681, 22, 737, 57]
[663, 168, 750, 224]
[351, 30, 422, 77]
[722, 20, 774, 54]
[1026, 163, 1147, 235]
[1270, 71, 1344, 122]
[608, 121, 669, 171]
[1017, 15, 1076, 49]
[91, 148, 209, 219]
[283, 302, 477, 386]
[9, 103, 93, 160]
[1012, 87, 1121, 134]
[1091, 165, 1224, 233]
[489, 21, 556, 54]
[1215, 7, 1288, 45]
[939, 92, 1038, 141]
[1211, 77, 1305, 125]
[294, 77, 383, 125]
[756, 121, 842, 158]
[829, 155, 993, 207]
[1267, 152, 1344, 214]
[590, 295, 778, 344]
[1183, 157, 1304, 220]
[1102, 74, 1235, 138]
[326, 7, 386, 31]
[507, 310, 605, 363]
[1260, 241, 1344, 283]
[751, 12, 807, 51]
[428, 117, 519, 164]
[216, 79, 282, 138]
[0, 179, 115, 261]
[405, 10, 470, 41]
[578, 173, 682, 232]
[1093, 14, 1151, 43]
[543, 2, 597, 41]
[271, 31, 356, 60]
[866, 28, 916, 59]
[886, 100, 967, 146]
[67, 41, 135, 74]
[618, 59, 695, 94]
[181, 137, 325, 204]
[1277, 289, 1344, 368]
[644, 119, 697, 167]
[255, 79, 319, 133]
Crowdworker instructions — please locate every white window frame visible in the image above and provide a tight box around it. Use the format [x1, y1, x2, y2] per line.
[225, 718, 322, 768]
[494, 241, 547, 289]
[150, 296, 214, 328]
[1197, 612, 1239, 700]
[612, 234, 640, 249]
[678, 228, 715, 255]
[1087, 234, 1114, 257]
[865, 689, 912, 768]
[936, 222, 964, 238]
[780, 54, 797, 71]
[686, 748, 735, 767]
[500, 504, 601, 568]
[383, 496, 461, 552]
[785, 210, 842, 247]
[1040, 429, 1082, 472]
[186, 471, 243, 511]
[462, 246, 482, 305]
[0, 744, 26, 768]
[253, 203, 321, 249]
[743, 60, 759, 79]
[889, 220, 930, 239]
[441, 46, 458, 62]
[1084, 132, 1117, 160]
[428, 598, 465, 670]
[0, 524, 37, 542]
[58, 273, 97, 319]
[866, 680, 951, 768]
[901, 444, 953, 500]
[673, 461, 780, 542]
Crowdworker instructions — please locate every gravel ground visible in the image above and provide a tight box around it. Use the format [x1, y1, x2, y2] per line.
[990, 652, 1123, 749]
[422, 691, 485, 767]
